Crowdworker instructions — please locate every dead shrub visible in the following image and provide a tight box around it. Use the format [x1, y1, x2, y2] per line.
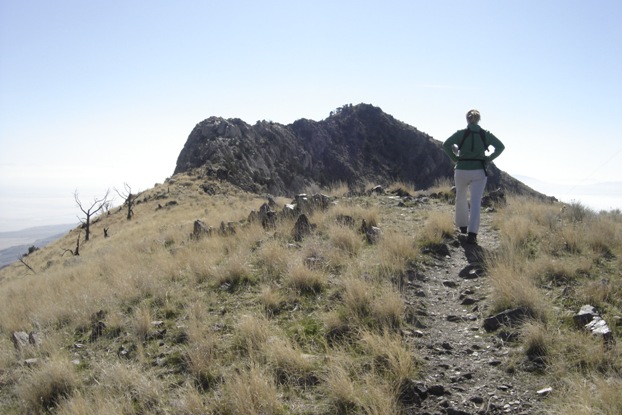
[218, 364, 284, 415]
[17, 357, 79, 414]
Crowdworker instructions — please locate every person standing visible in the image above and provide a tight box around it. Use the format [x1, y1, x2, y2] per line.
[442, 109, 505, 244]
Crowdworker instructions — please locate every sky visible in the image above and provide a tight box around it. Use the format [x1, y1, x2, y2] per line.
[1, 0, 621, 232]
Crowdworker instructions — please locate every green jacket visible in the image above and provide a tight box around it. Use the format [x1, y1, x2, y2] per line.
[442, 124, 505, 170]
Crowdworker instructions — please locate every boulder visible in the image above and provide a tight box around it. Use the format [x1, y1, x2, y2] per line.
[574, 305, 614, 344]
[483, 307, 530, 332]
[192, 220, 213, 239]
[292, 214, 313, 242]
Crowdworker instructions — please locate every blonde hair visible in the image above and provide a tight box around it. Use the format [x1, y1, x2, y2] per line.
[466, 109, 481, 123]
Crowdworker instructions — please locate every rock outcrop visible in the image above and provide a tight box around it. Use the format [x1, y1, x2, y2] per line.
[174, 103, 543, 197]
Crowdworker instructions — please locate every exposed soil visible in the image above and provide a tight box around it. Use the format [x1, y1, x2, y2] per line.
[402, 210, 550, 415]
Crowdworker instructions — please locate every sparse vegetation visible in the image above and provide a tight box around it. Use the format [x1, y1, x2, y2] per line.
[1, 175, 620, 414]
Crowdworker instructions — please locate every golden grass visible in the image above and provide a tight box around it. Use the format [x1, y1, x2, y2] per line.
[16, 355, 79, 414]
[418, 210, 454, 245]
[491, 196, 622, 414]
[285, 262, 328, 295]
[425, 177, 454, 195]
[322, 349, 402, 415]
[264, 336, 318, 386]
[386, 181, 416, 195]
[359, 329, 417, 388]
[2, 175, 621, 414]
[550, 376, 622, 415]
[327, 224, 364, 257]
[217, 363, 284, 415]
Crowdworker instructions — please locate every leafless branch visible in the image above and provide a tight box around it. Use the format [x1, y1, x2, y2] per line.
[18, 258, 35, 273]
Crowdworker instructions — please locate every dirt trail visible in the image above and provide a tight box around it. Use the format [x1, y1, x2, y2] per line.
[404, 211, 549, 415]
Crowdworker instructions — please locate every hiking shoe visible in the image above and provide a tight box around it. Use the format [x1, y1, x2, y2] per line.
[459, 227, 468, 234]
[466, 232, 478, 244]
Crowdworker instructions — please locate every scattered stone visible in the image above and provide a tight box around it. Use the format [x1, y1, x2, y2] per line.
[191, 219, 213, 239]
[497, 330, 520, 342]
[585, 317, 613, 343]
[90, 321, 106, 342]
[573, 305, 614, 344]
[573, 305, 599, 326]
[483, 307, 530, 332]
[441, 341, 453, 350]
[369, 185, 384, 195]
[360, 219, 381, 244]
[428, 384, 448, 396]
[24, 358, 40, 366]
[406, 268, 427, 282]
[443, 280, 459, 288]
[447, 315, 468, 323]
[219, 221, 236, 236]
[421, 242, 450, 257]
[459, 265, 483, 279]
[292, 214, 314, 242]
[482, 188, 506, 207]
[11, 331, 29, 351]
[304, 256, 323, 270]
[335, 214, 355, 227]
[537, 387, 553, 396]
[461, 297, 479, 305]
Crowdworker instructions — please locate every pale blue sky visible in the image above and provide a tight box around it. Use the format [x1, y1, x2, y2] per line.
[1, 0, 621, 231]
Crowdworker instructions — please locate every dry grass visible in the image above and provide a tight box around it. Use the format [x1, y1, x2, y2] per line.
[2, 176, 621, 414]
[327, 224, 364, 257]
[550, 375, 622, 415]
[16, 354, 79, 414]
[418, 210, 454, 245]
[285, 262, 328, 295]
[386, 181, 416, 195]
[426, 177, 454, 195]
[322, 349, 402, 415]
[491, 196, 622, 414]
[217, 363, 284, 415]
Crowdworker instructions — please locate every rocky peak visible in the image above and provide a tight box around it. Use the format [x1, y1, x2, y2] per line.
[174, 103, 540, 197]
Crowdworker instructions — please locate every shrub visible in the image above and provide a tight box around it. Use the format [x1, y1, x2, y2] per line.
[17, 357, 79, 414]
[218, 364, 284, 415]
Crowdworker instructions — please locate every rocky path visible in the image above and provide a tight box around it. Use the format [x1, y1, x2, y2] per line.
[403, 212, 548, 415]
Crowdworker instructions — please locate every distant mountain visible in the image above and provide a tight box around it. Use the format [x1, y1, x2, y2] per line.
[0, 224, 74, 268]
[174, 103, 545, 198]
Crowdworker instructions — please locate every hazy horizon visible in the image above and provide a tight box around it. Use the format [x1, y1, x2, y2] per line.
[1, 172, 620, 233]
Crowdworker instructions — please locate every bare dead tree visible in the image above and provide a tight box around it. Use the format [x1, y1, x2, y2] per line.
[115, 183, 135, 220]
[63, 231, 81, 256]
[18, 257, 35, 273]
[75, 189, 110, 241]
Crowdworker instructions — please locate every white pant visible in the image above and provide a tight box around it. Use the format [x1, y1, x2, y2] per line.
[454, 169, 487, 234]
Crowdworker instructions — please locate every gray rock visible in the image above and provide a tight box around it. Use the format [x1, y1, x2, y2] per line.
[11, 331, 30, 351]
[573, 305, 599, 326]
[573, 305, 614, 344]
[192, 219, 213, 239]
[483, 307, 529, 332]
[292, 214, 313, 242]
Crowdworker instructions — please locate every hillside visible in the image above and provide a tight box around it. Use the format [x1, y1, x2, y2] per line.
[0, 173, 620, 414]
[174, 103, 545, 199]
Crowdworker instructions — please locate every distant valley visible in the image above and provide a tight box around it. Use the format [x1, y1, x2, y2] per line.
[0, 224, 75, 268]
